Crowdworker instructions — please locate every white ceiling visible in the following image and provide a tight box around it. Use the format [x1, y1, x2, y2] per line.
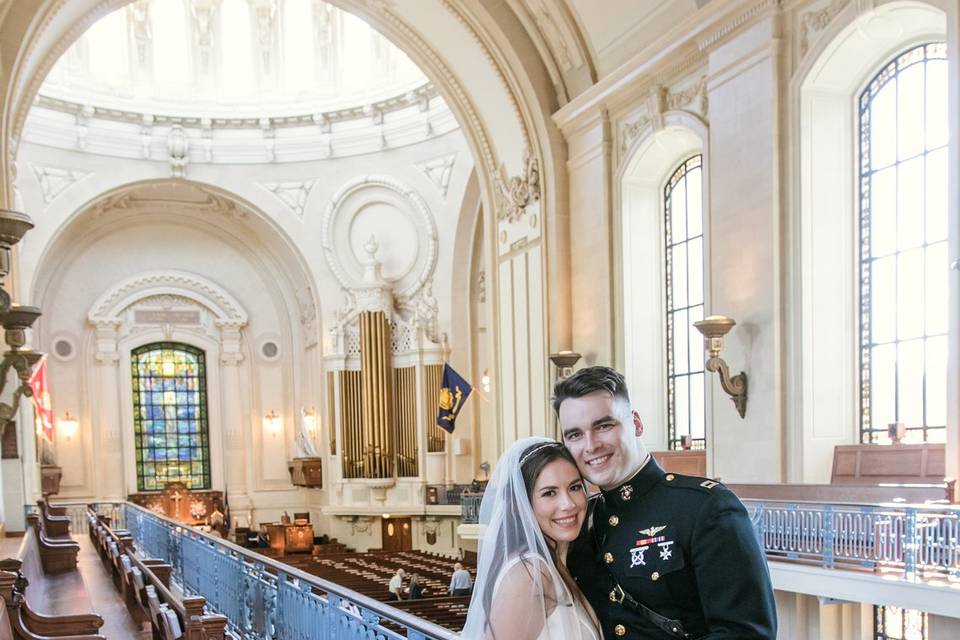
[566, 0, 711, 76]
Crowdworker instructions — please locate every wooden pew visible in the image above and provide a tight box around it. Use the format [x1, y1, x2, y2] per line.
[652, 449, 707, 476]
[23, 516, 78, 574]
[35, 501, 70, 538]
[831, 443, 948, 484]
[0, 516, 106, 639]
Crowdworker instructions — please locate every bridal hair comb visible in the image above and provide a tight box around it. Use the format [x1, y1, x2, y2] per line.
[519, 441, 563, 467]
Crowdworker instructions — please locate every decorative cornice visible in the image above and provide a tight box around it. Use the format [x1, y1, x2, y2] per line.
[31, 83, 439, 131]
[697, 0, 783, 52]
[88, 270, 249, 327]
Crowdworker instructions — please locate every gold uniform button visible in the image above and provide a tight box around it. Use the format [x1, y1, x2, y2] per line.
[604, 552, 614, 564]
[665, 474, 675, 481]
[608, 515, 620, 526]
[614, 624, 627, 636]
[651, 571, 660, 581]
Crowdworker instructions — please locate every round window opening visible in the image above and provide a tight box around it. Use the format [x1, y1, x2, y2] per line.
[261, 341, 279, 359]
[54, 339, 73, 359]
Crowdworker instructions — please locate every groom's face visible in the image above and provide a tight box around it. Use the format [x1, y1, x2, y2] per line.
[558, 391, 645, 490]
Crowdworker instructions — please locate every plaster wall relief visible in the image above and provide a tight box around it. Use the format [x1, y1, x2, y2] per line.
[494, 150, 548, 443]
[416, 153, 457, 197]
[797, 0, 851, 58]
[259, 180, 316, 218]
[30, 164, 92, 205]
[618, 74, 709, 160]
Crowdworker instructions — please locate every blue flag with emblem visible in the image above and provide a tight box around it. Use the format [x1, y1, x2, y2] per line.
[436, 363, 472, 434]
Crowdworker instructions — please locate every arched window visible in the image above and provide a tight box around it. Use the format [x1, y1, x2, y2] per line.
[132, 343, 211, 490]
[859, 42, 948, 444]
[665, 155, 705, 450]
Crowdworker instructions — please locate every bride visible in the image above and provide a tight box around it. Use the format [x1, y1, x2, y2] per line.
[461, 437, 602, 640]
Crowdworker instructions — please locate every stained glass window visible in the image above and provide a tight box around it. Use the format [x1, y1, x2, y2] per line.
[875, 605, 927, 640]
[858, 42, 948, 444]
[665, 155, 706, 450]
[132, 343, 210, 491]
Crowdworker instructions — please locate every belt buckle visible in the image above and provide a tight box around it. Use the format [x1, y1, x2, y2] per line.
[612, 584, 626, 604]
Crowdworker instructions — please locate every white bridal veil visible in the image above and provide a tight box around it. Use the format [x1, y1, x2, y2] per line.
[460, 436, 590, 640]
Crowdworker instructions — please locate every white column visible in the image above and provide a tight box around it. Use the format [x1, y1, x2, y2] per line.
[218, 323, 251, 521]
[93, 320, 124, 499]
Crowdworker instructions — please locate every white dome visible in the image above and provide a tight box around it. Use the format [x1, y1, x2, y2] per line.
[41, 0, 428, 119]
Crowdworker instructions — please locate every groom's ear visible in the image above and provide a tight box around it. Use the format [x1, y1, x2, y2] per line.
[632, 410, 644, 437]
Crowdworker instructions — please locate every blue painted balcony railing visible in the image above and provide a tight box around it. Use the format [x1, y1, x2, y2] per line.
[746, 499, 960, 582]
[118, 503, 460, 640]
[461, 493, 960, 583]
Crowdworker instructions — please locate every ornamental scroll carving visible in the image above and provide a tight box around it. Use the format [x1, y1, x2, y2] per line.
[800, 0, 849, 57]
[620, 77, 708, 156]
[495, 151, 540, 223]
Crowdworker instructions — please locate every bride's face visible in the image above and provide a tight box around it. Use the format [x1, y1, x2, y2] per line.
[530, 459, 587, 543]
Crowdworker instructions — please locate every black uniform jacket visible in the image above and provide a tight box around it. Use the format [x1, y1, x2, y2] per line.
[567, 458, 777, 639]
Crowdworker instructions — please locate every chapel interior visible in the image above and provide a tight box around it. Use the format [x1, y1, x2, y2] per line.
[0, 0, 957, 639]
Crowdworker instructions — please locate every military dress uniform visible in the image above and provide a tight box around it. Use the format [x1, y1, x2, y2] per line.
[568, 458, 777, 639]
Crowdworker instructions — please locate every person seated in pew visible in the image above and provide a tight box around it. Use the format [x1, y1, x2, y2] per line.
[388, 568, 405, 600]
[448, 562, 472, 596]
[408, 574, 427, 600]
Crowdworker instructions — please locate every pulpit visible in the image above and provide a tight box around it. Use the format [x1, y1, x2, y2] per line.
[262, 522, 314, 555]
[128, 482, 224, 526]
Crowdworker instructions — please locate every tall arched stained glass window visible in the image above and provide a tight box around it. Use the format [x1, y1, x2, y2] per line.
[665, 155, 705, 450]
[132, 343, 210, 490]
[859, 42, 948, 444]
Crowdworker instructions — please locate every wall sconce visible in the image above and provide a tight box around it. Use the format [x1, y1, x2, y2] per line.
[693, 315, 747, 418]
[263, 410, 282, 437]
[301, 407, 317, 435]
[58, 412, 78, 441]
[549, 351, 582, 380]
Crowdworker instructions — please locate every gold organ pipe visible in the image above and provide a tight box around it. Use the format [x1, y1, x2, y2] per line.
[424, 364, 446, 452]
[327, 371, 336, 454]
[360, 311, 393, 478]
[393, 367, 418, 477]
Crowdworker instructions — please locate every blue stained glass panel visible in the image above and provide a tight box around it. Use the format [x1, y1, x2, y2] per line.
[132, 342, 210, 491]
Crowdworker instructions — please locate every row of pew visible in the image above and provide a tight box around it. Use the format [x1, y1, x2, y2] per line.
[263, 549, 475, 631]
[86, 507, 232, 640]
[0, 499, 105, 639]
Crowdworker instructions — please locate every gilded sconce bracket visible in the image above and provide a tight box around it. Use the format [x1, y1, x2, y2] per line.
[694, 315, 748, 419]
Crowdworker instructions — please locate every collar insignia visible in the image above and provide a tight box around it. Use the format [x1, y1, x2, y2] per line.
[619, 484, 634, 501]
[638, 525, 666, 537]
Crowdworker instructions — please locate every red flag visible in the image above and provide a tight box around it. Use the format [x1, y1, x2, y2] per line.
[28, 356, 54, 443]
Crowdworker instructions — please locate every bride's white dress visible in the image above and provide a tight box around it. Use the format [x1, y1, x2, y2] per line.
[494, 554, 600, 640]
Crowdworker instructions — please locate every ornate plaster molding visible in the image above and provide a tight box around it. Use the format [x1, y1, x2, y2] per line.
[495, 150, 540, 223]
[259, 180, 315, 218]
[88, 270, 249, 328]
[416, 153, 456, 197]
[30, 163, 91, 204]
[696, 0, 782, 53]
[619, 76, 708, 156]
[87, 183, 247, 220]
[799, 0, 850, 57]
[322, 175, 438, 306]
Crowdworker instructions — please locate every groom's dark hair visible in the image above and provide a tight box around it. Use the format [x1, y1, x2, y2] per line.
[552, 365, 630, 414]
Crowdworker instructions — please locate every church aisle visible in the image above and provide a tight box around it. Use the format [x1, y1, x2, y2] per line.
[74, 534, 143, 639]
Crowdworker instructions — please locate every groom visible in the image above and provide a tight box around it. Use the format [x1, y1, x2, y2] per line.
[555, 366, 776, 639]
